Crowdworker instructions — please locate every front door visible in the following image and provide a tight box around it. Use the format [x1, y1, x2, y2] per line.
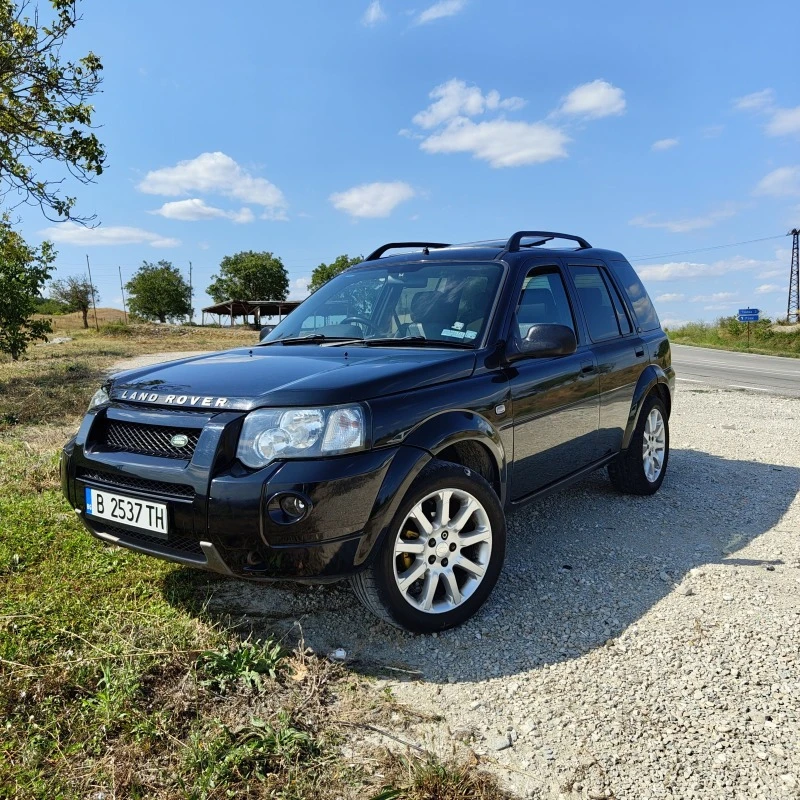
[508, 266, 600, 500]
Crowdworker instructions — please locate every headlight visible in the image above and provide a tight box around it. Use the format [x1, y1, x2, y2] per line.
[237, 405, 366, 469]
[88, 386, 110, 411]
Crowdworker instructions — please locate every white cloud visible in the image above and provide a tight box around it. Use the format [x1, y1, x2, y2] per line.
[330, 181, 415, 218]
[362, 0, 386, 26]
[766, 106, 800, 137]
[412, 79, 525, 129]
[702, 124, 725, 138]
[557, 80, 626, 119]
[733, 89, 800, 139]
[655, 293, 685, 302]
[691, 292, 737, 303]
[660, 317, 692, 329]
[415, 0, 466, 25]
[733, 89, 775, 113]
[652, 138, 679, 151]
[407, 77, 624, 168]
[290, 277, 311, 300]
[151, 198, 254, 223]
[639, 256, 777, 282]
[41, 224, 180, 248]
[629, 205, 738, 233]
[138, 152, 287, 220]
[756, 283, 783, 294]
[420, 117, 568, 168]
[754, 166, 800, 197]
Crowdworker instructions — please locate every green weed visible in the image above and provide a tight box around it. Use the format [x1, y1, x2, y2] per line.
[197, 637, 286, 693]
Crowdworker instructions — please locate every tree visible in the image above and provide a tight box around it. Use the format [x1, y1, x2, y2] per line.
[126, 261, 191, 323]
[208, 251, 288, 302]
[49, 275, 98, 329]
[0, 215, 54, 359]
[1, 0, 105, 222]
[308, 254, 363, 293]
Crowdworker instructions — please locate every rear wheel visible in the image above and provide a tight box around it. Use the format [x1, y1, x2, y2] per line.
[351, 460, 506, 633]
[608, 393, 669, 495]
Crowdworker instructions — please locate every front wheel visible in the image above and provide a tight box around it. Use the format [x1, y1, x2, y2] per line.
[608, 393, 669, 495]
[351, 460, 506, 633]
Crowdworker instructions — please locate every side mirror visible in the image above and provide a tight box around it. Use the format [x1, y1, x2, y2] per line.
[507, 323, 577, 362]
[259, 325, 275, 342]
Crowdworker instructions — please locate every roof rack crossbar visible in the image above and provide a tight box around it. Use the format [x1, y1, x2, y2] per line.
[505, 231, 591, 252]
[365, 242, 451, 261]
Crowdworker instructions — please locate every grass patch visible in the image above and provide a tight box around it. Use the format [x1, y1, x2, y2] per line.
[0, 331, 516, 799]
[667, 317, 800, 358]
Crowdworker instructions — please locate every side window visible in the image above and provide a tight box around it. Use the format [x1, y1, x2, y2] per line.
[515, 269, 575, 339]
[569, 266, 622, 341]
[611, 260, 661, 332]
[604, 272, 633, 335]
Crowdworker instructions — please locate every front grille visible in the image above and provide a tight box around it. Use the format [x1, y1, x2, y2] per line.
[97, 420, 200, 460]
[97, 523, 205, 560]
[77, 468, 195, 499]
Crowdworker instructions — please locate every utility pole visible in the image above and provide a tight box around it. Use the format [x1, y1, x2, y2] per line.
[188, 261, 193, 324]
[788, 228, 800, 324]
[85, 254, 99, 332]
[118, 266, 128, 325]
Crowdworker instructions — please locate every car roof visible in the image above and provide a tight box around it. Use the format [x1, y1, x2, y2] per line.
[350, 241, 628, 268]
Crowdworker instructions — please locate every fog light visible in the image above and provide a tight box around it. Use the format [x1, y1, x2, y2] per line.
[279, 495, 307, 518]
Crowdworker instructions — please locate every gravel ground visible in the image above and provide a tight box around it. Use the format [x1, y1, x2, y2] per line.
[110, 352, 800, 798]
[204, 387, 800, 799]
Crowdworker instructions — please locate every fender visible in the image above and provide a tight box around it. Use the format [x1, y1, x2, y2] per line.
[403, 409, 507, 499]
[621, 364, 674, 449]
[354, 444, 432, 567]
[353, 410, 508, 566]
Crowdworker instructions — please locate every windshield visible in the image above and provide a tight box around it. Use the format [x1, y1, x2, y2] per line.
[265, 262, 504, 346]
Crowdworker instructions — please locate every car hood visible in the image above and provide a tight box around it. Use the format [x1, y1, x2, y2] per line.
[108, 345, 477, 410]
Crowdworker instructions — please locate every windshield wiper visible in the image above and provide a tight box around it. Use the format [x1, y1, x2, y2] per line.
[261, 334, 362, 346]
[353, 336, 475, 349]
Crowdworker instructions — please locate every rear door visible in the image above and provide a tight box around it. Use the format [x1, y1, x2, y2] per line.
[566, 263, 648, 456]
[507, 264, 600, 500]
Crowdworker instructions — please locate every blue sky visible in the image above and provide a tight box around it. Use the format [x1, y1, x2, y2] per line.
[20, 0, 800, 326]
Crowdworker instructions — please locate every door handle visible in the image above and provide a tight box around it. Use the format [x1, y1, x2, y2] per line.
[580, 361, 595, 374]
[634, 346, 645, 357]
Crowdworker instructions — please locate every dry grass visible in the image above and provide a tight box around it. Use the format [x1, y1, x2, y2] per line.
[34, 307, 128, 331]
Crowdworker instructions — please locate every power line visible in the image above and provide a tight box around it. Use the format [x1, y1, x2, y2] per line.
[630, 234, 785, 262]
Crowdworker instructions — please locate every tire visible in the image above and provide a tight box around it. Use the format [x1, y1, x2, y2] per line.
[351, 459, 506, 633]
[608, 393, 669, 495]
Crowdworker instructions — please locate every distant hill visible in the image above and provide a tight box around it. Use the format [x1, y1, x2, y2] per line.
[34, 307, 127, 331]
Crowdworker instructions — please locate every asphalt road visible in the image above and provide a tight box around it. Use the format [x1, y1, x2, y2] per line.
[671, 343, 800, 397]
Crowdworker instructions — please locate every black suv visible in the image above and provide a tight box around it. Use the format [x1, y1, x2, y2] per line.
[61, 231, 674, 633]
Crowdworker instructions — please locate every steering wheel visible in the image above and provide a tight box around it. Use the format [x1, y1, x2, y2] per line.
[341, 316, 380, 335]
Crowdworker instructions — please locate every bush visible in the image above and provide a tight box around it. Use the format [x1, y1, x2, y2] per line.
[99, 320, 133, 336]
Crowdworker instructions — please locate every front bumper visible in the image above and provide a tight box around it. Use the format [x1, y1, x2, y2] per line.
[61, 405, 429, 582]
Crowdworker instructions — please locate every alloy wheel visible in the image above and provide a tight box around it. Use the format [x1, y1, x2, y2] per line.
[392, 488, 492, 614]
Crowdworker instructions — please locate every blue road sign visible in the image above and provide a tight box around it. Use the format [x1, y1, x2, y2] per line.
[738, 308, 760, 315]
[737, 314, 760, 322]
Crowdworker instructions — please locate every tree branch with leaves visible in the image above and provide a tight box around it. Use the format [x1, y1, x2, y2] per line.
[0, 214, 54, 359]
[0, 0, 105, 222]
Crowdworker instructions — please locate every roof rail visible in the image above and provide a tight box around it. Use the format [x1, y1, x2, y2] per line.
[505, 231, 591, 252]
[365, 242, 451, 261]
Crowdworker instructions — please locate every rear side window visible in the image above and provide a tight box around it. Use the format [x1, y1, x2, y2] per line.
[611, 260, 661, 332]
[569, 266, 621, 341]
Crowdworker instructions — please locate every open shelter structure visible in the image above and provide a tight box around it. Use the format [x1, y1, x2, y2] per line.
[200, 299, 303, 327]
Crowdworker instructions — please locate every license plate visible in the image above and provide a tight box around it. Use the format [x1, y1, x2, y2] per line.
[84, 487, 168, 537]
